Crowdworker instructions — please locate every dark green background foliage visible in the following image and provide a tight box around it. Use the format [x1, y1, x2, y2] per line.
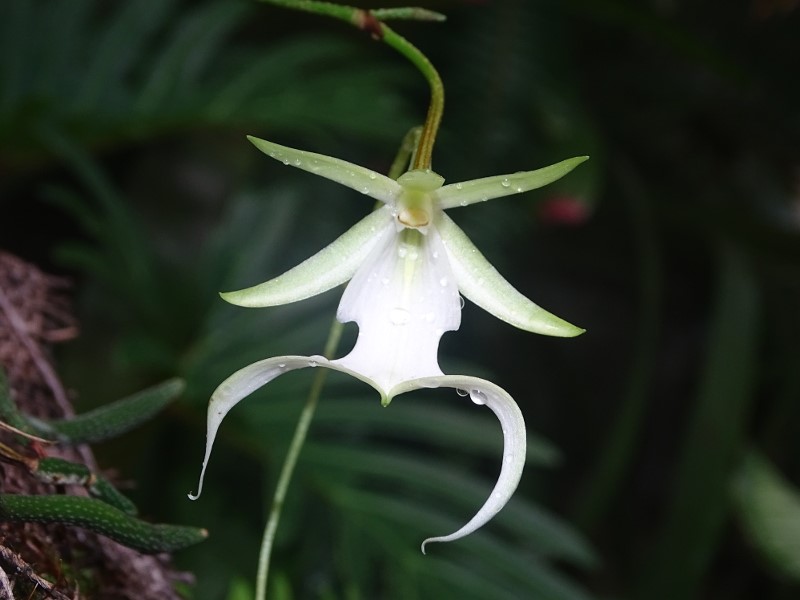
[2, 0, 799, 598]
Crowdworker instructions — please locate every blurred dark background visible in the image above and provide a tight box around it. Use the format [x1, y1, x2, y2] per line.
[2, 0, 799, 598]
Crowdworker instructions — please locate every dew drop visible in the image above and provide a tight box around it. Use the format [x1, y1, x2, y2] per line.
[432, 251, 439, 259]
[408, 250, 419, 261]
[294, 158, 302, 166]
[439, 277, 448, 287]
[268, 151, 276, 158]
[308, 360, 318, 367]
[469, 389, 487, 405]
[501, 178, 511, 188]
[389, 307, 410, 325]
[515, 186, 523, 193]
[278, 363, 286, 369]
[282, 159, 290, 166]
[369, 172, 377, 180]
[456, 388, 469, 397]
[398, 246, 408, 258]
[361, 186, 370, 194]
[455, 182, 463, 190]
[459, 200, 468, 207]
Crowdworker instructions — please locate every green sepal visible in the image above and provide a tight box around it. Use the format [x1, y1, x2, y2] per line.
[436, 156, 589, 209]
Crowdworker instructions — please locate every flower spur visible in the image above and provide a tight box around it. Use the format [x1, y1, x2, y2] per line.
[190, 136, 586, 552]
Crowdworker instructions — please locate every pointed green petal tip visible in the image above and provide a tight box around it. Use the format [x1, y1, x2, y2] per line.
[437, 155, 590, 210]
[438, 213, 586, 337]
[246, 135, 400, 204]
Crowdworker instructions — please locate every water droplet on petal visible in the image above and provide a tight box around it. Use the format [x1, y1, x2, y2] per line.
[389, 307, 410, 325]
[294, 158, 302, 166]
[282, 159, 290, 166]
[361, 186, 370, 194]
[278, 363, 286, 368]
[432, 251, 439, 259]
[455, 182, 463, 190]
[501, 178, 511, 188]
[308, 360, 318, 367]
[398, 246, 408, 258]
[439, 277, 448, 287]
[515, 186, 523, 193]
[408, 250, 419, 261]
[470, 389, 487, 405]
[459, 200, 467, 207]
[369, 172, 377, 180]
[456, 388, 468, 397]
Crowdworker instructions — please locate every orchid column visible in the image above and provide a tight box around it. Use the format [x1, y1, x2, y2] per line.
[188, 0, 587, 596]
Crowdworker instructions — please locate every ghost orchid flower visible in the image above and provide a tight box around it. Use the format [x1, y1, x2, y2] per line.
[190, 136, 586, 551]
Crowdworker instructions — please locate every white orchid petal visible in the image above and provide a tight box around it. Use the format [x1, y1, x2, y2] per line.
[248, 136, 401, 205]
[389, 375, 526, 552]
[333, 222, 461, 394]
[188, 355, 390, 500]
[437, 213, 584, 337]
[188, 356, 312, 500]
[221, 208, 393, 307]
[437, 156, 588, 209]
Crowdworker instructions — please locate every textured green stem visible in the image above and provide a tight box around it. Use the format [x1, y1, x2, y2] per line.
[258, 0, 445, 170]
[0, 494, 207, 554]
[31, 378, 184, 443]
[36, 457, 138, 515]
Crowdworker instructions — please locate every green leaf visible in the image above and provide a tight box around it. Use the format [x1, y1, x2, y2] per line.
[733, 451, 800, 581]
[638, 247, 760, 599]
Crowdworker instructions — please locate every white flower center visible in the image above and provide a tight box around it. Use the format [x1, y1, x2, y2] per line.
[333, 218, 461, 393]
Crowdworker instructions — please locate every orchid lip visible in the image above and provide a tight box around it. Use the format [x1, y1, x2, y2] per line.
[189, 355, 526, 552]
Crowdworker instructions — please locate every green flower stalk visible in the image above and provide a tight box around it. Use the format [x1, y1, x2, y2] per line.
[190, 137, 586, 551]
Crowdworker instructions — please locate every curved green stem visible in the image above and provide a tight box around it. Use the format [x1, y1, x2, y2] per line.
[258, 0, 445, 170]
[380, 24, 443, 170]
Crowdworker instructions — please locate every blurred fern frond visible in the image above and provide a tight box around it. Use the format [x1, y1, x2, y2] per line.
[0, 0, 411, 168]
